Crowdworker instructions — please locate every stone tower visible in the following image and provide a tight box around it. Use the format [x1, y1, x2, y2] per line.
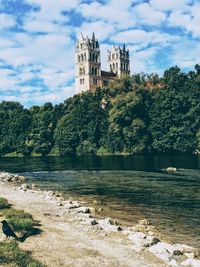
[108, 44, 130, 77]
[75, 33, 101, 94]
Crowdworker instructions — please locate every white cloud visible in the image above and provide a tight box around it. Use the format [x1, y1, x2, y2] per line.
[171, 41, 200, 68]
[111, 29, 179, 47]
[0, 13, 16, 30]
[78, 0, 136, 29]
[168, 3, 200, 37]
[134, 3, 166, 25]
[150, 0, 191, 11]
[77, 21, 116, 41]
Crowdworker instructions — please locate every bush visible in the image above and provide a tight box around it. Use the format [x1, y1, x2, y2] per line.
[3, 209, 38, 233]
[0, 198, 11, 210]
[0, 241, 43, 267]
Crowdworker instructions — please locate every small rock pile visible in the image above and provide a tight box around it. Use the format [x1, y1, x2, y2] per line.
[0, 172, 27, 183]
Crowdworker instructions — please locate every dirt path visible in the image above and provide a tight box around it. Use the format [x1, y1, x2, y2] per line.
[0, 182, 167, 267]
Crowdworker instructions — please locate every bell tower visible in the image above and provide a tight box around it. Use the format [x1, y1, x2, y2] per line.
[75, 33, 101, 94]
[108, 44, 130, 77]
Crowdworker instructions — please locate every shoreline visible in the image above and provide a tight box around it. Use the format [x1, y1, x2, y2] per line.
[0, 172, 200, 267]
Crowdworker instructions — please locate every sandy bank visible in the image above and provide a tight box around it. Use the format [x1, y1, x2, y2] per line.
[0, 172, 199, 267]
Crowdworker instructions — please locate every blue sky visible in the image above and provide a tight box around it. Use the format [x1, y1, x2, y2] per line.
[0, 0, 200, 106]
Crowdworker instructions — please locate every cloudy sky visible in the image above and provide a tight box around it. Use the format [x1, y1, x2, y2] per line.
[0, 0, 200, 106]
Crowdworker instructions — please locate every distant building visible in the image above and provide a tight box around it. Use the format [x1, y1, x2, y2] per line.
[75, 33, 130, 94]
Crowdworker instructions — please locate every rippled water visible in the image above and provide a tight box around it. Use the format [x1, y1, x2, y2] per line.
[0, 155, 200, 247]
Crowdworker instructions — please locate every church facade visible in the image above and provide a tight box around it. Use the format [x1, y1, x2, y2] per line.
[75, 33, 130, 94]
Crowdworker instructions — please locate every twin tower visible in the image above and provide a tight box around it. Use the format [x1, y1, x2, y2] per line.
[75, 33, 130, 94]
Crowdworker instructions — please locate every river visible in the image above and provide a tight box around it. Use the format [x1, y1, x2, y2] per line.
[0, 154, 200, 247]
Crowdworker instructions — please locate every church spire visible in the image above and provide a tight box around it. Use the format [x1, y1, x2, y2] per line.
[92, 32, 95, 41]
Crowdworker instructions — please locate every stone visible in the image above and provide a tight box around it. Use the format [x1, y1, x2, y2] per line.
[173, 250, 183, 256]
[166, 167, 177, 173]
[31, 183, 37, 189]
[128, 232, 160, 251]
[138, 219, 150, 225]
[98, 218, 121, 232]
[148, 242, 177, 263]
[91, 219, 98, 226]
[77, 207, 91, 214]
[181, 259, 200, 267]
[20, 183, 30, 191]
[169, 259, 179, 266]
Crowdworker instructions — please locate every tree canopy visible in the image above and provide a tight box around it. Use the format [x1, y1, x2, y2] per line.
[0, 65, 199, 157]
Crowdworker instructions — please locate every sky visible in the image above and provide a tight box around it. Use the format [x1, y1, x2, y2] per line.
[0, 0, 200, 107]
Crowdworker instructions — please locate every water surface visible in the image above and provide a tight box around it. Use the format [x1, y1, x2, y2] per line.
[0, 155, 199, 247]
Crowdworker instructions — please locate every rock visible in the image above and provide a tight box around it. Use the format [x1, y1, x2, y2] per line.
[169, 259, 179, 266]
[174, 244, 196, 254]
[138, 219, 150, 225]
[128, 232, 160, 251]
[98, 218, 121, 232]
[173, 250, 183, 256]
[77, 207, 91, 214]
[20, 183, 30, 191]
[91, 219, 98, 226]
[166, 167, 177, 173]
[184, 253, 195, 259]
[31, 183, 37, 189]
[18, 175, 27, 182]
[148, 242, 177, 263]
[181, 259, 200, 267]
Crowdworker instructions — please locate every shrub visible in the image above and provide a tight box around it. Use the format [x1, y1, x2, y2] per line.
[0, 241, 43, 267]
[0, 198, 11, 210]
[3, 210, 38, 233]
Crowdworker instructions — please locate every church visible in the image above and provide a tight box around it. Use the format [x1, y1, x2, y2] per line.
[75, 33, 130, 94]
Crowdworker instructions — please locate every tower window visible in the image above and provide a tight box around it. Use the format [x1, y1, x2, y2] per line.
[84, 53, 86, 61]
[81, 54, 84, 61]
[93, 79, 98, 85]
[78, 55, 80, 63]
[116, 63, 118, 69]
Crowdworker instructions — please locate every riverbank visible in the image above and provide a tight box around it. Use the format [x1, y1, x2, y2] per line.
[0, 172, 200, 267]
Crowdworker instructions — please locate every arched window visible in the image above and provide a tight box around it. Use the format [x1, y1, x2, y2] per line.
[82, 78, 84, 84]
[90, 53, 92, 61]
[78, 55, 80, 63]
[95, 54, 98, 62]
[93, 54, 95, 62]
[113, 63, 115, 70]
[82, 67, 85, 75]
[79, 68, 82, 75]
[81, 54, 84, 61]
[116, 63, 118, 69]
[84, 53, 86, 61]
[94, 68, 97, 75]
[92, 67, 94, 75]
[110, 64, 112, 72]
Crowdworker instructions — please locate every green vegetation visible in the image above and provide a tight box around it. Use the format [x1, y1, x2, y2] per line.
[0, 197, 43, 267]
[0, 65, 200, 156]
[3, 209, 39, 233]
[0, 242, 43, 267]
[0, 198, 11, 210]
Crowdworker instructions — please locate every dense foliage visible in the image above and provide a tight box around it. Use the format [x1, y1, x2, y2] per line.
[0, 65, 200, 156]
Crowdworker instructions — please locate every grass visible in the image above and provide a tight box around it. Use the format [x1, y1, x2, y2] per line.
[3, 209, 39, 233]
[0, 197, 44, 267]
[0, 198, 11, 210]
[0, 242, 43, 267]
